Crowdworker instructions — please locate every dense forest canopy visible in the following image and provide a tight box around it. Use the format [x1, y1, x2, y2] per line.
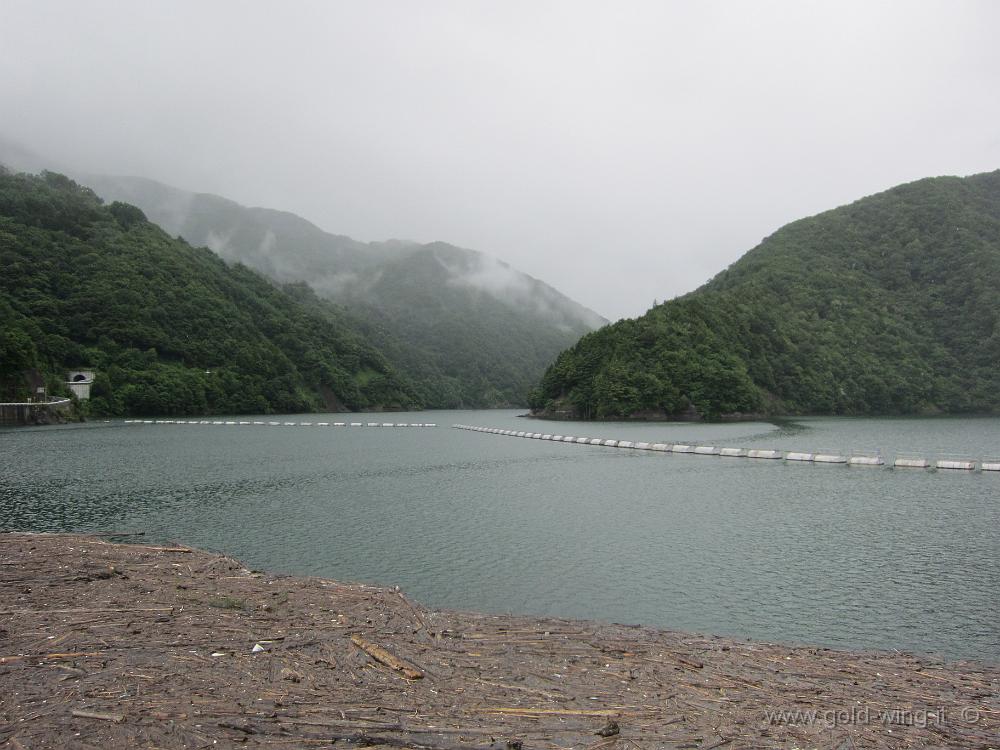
[531, 170, 1000, 419]
[0, 169, 420, 416]
[85, 174, 606, 408]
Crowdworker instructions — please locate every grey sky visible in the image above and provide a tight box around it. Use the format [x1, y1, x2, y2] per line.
[3, 1, 998, 320]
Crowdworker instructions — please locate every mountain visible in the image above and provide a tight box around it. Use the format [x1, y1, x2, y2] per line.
[82, 175, 397, 288]
[346, 241, 608, 407]
[0, 168, 421, 415]
[83, 174, 606, 407]
[530, 170, 1000, 419]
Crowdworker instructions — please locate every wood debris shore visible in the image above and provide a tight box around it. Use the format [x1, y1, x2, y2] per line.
[0, 534, 996, 749]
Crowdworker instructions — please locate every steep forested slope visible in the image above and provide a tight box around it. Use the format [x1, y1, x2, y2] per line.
[86, 175, 606, 407]
[532, 170, 1000, 419]
[83, 174, 397, 288]
[0, 169, 420, 415]
[350, 242, 605, 406]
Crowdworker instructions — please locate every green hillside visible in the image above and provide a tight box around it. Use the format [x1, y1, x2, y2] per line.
[531, 170, 1000, 419]
[0, 169, 420, 416]
[82, 174, 399, 285]
[84, 175, 607, 407]
[351, 242, 605, 407]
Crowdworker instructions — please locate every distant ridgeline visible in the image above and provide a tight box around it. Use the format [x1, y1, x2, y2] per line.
[82, 174, 607, 408]
[531, 170, 1000, 419]
[0, 169, 421, 416]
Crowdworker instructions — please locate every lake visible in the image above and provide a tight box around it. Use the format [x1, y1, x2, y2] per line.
[2, 410, 998, 662]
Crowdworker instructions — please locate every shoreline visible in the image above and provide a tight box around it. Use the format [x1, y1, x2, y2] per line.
[1, 533, 996, 749]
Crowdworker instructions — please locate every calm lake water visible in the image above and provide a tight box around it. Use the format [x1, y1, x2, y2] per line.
[2, 411, 998, 662]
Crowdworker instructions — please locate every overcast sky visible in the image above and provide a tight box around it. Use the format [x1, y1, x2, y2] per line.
[3, 1, 999, 320]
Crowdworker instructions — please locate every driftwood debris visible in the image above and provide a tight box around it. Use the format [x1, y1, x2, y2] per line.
[71, 709, 126, 723]
[0, 533, 997, 750]
[350, 633, 424, 679]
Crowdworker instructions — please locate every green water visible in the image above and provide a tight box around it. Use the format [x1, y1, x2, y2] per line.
[1, 411, 997, 662]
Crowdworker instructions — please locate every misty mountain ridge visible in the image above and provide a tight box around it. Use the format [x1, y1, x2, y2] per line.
[0, 168, 420, 415]
[0, 138, 605, 327]
[81, 174, 607, 407]
[84, 174, 606, 332]
[0, 131, 608, 408]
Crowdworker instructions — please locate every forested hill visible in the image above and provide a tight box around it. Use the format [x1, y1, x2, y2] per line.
[345, 242, 606, 407]
[85, 174, 607, 407]
[0, 169, 421, 416]
[82, 174, 398, 285]
[531, 170, 1000, 419]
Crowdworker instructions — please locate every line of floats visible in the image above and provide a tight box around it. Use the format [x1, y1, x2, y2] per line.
[452, 424, 999, 473]
[123, 419, 437, 427]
